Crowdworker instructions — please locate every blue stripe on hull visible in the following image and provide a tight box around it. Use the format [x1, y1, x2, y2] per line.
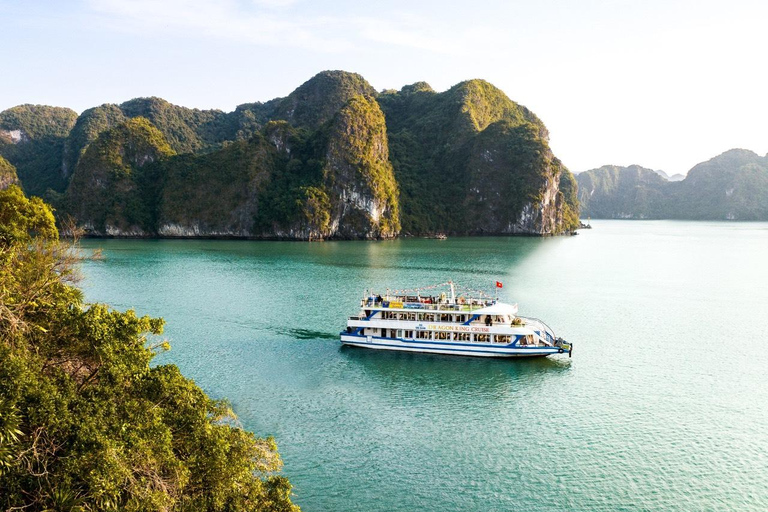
[339, 335, 557, 358]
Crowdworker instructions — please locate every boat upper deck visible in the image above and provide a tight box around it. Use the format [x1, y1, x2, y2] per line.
[362, 295, 496, 313]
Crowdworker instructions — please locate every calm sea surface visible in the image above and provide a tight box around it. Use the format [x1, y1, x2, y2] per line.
[79, 220, 768, 512]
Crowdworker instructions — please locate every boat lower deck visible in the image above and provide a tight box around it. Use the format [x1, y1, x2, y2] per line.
[339, 333, 565, 358]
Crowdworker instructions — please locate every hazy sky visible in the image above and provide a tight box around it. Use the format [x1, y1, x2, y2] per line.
[2, 0, 767, 175]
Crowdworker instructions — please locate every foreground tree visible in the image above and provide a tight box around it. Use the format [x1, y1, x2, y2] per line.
[0, 185, 299, 511]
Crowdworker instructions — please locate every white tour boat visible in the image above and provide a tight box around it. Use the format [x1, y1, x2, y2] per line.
[340, 281, 572, 358]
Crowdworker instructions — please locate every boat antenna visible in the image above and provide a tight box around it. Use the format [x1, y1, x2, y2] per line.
[449, 280, 456, 305]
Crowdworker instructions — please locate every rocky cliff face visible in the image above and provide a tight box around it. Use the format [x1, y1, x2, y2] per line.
[322, 95, 400, 239]
[463, 121, 575, 234]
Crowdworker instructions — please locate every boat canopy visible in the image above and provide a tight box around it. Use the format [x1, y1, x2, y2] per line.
[472, 302, 518, 316]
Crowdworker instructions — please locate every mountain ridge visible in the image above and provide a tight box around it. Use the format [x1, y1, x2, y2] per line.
[577, 149, 768, 220]
[1, 70, 580, 238]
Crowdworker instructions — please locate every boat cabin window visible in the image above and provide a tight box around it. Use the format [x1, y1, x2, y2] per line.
[404, 330, 414, 339]
[453, 332, 470, 342]
[494, 335, 511, 344]
[435, 331, 448, 340]
[416, 330, 432, 340]
[474, 334, 489, 343]
[518, 335, 535, 346]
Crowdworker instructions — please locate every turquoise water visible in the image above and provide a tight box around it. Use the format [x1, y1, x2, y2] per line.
[79, 221, 768, 512]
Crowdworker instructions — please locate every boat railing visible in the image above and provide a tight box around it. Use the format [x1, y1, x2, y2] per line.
[363, 299, 492, 312]
[518, 315, 556, 342]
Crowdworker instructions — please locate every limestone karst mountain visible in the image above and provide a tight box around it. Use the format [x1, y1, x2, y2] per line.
[1, 71, 580, 238]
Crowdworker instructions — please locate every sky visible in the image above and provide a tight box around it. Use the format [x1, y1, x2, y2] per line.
[1, 0, 767, 175]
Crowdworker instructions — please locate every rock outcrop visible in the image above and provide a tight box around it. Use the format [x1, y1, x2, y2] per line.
[322, 95, 399, 239]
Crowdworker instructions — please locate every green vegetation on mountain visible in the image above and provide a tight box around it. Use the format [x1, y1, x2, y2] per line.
[227, 99, 283, 141]
[118, 97, 230, 154]
[378, 79, 576, 234]
[0, 156, 18, 190]
[4, 70, 579, 237]
[558, 165, 580, 228]
[272, 70, 377, 129]
[0, 186, 299, 511]
[0, 105, 77, 196]
[62, 104, 127, 177]
[251, 121, 326, 236]
[677, 149, 768, 220]
[65, 117, 175, 234]
[577, 150, 768, 220]
[158, 132, 281, 236]
[577, 165, 669, 219]
[157, 94, 400, 239]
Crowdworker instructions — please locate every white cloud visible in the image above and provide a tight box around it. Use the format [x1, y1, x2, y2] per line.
[84, 0, 495, 56]
[87, 0, 349, 51]
[252, 0, 300, 8]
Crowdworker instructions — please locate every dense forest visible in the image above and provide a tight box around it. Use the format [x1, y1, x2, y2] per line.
[0, 71, 580, 239]
[0, 184, 300, 511]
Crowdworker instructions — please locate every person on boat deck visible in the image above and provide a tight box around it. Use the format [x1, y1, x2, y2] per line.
[485, 316, 492, 326]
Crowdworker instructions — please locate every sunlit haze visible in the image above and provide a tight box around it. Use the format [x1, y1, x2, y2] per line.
[2, 0, 767, 175]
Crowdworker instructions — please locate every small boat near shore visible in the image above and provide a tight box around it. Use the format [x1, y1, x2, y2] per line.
[340, 281, 571, 358]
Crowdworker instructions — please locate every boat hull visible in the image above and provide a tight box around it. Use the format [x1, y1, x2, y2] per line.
[339, 334, 563, 358]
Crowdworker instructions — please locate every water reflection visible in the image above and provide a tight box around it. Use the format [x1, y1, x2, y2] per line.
[338, 344, 570, 395]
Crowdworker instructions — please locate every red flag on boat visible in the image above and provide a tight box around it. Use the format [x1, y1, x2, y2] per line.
[495, 281, 503, 288]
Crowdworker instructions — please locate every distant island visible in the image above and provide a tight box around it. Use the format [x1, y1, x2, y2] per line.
[577, 149, 768, 220]
[0, 71, 579, 239]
